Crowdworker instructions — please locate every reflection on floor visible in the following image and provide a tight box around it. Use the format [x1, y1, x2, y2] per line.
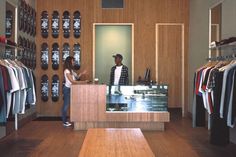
[0, 109, 236, 157]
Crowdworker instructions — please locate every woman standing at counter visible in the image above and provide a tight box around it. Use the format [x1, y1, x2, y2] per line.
[62, 56, 87, 127]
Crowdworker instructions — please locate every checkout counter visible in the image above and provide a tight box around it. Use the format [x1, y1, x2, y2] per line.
[71, 85, 169, 131]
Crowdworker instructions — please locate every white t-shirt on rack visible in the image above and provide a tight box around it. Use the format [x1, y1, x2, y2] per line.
[64, 69, 76, 88]
[114, 65, 123, 85]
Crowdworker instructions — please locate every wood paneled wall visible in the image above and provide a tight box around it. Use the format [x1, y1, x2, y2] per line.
[36, 0, 189, 116]
[157, 25, 183, 109]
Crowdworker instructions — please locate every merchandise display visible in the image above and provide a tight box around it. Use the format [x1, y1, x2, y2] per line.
[17, 36, 35, 69]
[2, 0, 236, 156]
[22, 37, 27, 65]
[30, 7, 34, 35]
[18, 0, 36, 36]
[32, 42, 36, 69]
[41, 11, 49, 38]
[62, 43, 70, 62]
[52, 43, 60, 70]
[62, 11, 70, 38]
[27, 5, 31, 34]
[19, 0, 24, 31]
[33, 9, 36, 36]
[193, 57, 236, 146]
[52, 11, 60, 38]
[26, 39, 30, 67]
[73, 10, 81, 38]
[107, 85, 168, 112]
[41, 74, 49, 102]
[73, 43, 81, 70]
[23, 2, 28, 32]
[41, 42, 49, 70]
[210, 37, 236, 48]
[51, 74, 60, 102]
[0, 60, 36, 123]
[5, 10, 13, 38]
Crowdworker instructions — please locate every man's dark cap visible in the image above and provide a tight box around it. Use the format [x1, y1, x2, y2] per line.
[112, 54, 123, 60]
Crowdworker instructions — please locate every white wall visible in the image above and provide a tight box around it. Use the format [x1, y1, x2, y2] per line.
[95, 25, 132, 85]
[221, 0, 236, 38]
[0, 1, 6, 35]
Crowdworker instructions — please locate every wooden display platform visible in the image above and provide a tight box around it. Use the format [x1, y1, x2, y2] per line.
[71, 85, 170, 131]
[78, 128, 155, 157]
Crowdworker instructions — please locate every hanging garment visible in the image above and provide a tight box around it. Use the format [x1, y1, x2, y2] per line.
[0, 60, 37, 122]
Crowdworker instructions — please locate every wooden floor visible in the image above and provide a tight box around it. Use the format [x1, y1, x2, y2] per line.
[0, 111, 236, 157]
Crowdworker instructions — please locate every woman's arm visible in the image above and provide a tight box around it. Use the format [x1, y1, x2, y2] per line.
[66, 73, 88, 84]
[75, 70, 87, 78]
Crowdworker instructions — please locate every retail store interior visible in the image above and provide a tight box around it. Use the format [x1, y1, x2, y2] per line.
[0, 0, 236, 157]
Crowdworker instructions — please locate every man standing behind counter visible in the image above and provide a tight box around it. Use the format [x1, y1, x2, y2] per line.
[110, 54, 129, 85]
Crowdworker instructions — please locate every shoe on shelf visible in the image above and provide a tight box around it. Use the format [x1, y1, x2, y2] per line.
[63, 122, 72, 127]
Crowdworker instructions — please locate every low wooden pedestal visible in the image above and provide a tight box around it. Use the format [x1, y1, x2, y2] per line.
[78, 128, 155, 157]
[71, 85, 169, 131]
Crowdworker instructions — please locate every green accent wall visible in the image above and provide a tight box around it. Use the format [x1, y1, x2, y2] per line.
[95, 25, 132, 84]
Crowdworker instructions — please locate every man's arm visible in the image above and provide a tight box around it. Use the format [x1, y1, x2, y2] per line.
[110, 67, 114, 85]
[125, 66, 129, 85]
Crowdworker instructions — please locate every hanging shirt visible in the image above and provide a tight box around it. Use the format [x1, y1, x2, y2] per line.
[13, 65, 26, 114]
[0, 90, 3, 111]
[0, 64, 12, 123]
[227, 70, 236, 127]
[220, 63, 236, 118]
[26, 70, 36, 105]
[114, 65, 123, 85]
[8, 65, 21, 115]
[5, 65, 20, 118]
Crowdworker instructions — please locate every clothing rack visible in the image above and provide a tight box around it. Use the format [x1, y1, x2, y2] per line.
[0, 43, 27, 130]
[205, 43, 236, 130]
[0, 43, 24, 60]
[206, 53, 236, 61]
[193, 40, 236, 145]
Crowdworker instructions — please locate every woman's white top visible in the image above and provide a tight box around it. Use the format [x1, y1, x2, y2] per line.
[64, 69, 76, 88]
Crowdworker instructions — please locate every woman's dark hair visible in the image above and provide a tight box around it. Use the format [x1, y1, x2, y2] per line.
[64, 56, 74, 73]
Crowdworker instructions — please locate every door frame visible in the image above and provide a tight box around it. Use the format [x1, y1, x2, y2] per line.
[155, 23, 185, 116]
[209, 0, 223, 58]
[92, 23, 134, 84]
[211, 24, 220, 56]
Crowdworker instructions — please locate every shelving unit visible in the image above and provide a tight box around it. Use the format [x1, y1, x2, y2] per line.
[0, 42, 24, 59]
[0, 42, 24, 50]
[208, 41, 236, 61]
[106, 85, 168, 112]
[210, 41, 236, 50]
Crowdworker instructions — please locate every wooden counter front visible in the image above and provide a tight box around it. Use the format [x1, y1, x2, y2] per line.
[71, 85, 169, 131]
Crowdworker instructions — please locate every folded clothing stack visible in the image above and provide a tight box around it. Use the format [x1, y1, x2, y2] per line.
[210, 37, 236, 48]
[6, 39, 17, 46]
[0, 36, 7, 44]
[0, 36, 17, 46]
